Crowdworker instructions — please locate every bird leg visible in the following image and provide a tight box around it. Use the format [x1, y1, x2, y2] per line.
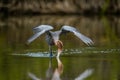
[49, 46, 53, 57]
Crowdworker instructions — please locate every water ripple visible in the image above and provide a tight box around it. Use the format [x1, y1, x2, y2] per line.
[11, 48, 120, 57]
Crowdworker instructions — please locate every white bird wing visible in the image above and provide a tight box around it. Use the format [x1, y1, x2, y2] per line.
[75, 69, 93, 80]
[61, 25, 93, 45]
[33, 25, 53, 33]
[28, 72, 41, 80]
[27, 25, 53, 44]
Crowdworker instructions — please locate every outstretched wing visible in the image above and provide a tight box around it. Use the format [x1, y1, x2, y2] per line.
[27, 25, 53, 44]
[61, 25, 93, 45]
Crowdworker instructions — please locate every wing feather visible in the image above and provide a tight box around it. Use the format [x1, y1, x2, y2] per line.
[74, 31, 94, 45]
[61, 25, 93, 45]
[33, 25, 53, 33]
[27, 25, 53, 44]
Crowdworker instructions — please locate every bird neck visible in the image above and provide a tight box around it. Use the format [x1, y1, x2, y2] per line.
[56, 57, 63, 74]
[55, 40, 63, 50]
[55, 40, 63, 57]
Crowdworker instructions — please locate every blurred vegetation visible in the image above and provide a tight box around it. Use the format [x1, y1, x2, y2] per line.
[0, 0, 120, 15]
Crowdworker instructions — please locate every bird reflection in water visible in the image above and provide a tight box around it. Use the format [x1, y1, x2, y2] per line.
[75, 69, 93, 80]
[27, 25, 93, 57]
[28, 57, 93, 80]
[47, 57, 63, 80]
[28, 57, 63, 80]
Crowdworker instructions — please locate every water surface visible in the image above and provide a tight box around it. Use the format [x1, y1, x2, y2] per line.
[0, 15, 120, 80]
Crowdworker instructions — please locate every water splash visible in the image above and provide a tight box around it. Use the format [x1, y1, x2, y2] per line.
[63, 47, 120, 55]
[11, 47, 120, 57]
[12, 52, 56, 57]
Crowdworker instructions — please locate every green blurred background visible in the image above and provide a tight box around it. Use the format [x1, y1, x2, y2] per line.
[0, 0, 120, 80]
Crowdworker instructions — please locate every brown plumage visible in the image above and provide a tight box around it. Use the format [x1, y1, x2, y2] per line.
[55, 40, 63, 58]
[55, 40, 63, 50]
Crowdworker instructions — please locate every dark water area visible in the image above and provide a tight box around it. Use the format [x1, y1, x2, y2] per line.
[0, 15, 120, 80]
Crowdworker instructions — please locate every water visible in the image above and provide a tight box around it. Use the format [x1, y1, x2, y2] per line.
[0, 15, 120, 80]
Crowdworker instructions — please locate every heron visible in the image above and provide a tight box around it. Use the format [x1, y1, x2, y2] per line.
[27, 25, 93, 57]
